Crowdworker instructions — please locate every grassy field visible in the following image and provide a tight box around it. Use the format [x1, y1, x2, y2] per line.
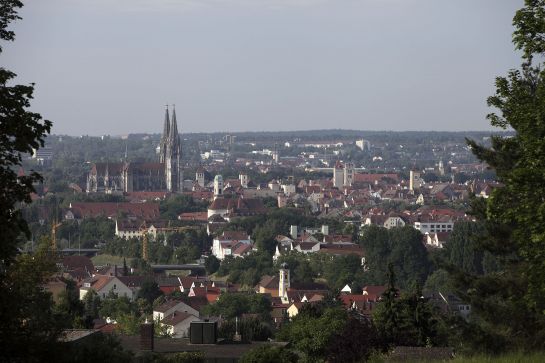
[91, 254, 125, 267]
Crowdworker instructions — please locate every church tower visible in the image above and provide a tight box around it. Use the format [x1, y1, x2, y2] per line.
[279, 263, 290, 304]
[214, 175, 223, 199]
[160, 105, 182, 192]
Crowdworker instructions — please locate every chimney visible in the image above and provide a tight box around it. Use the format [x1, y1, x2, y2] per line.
[114, 265, 118, 277]
[140, 321, 154, 351]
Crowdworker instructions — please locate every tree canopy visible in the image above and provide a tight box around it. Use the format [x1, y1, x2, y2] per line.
[458, 0, 545, 352]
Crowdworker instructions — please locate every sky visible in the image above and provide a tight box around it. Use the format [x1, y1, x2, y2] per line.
[3, 0, 523, 135]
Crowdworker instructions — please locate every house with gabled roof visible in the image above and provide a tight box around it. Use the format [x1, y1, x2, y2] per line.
[161, 311, 201, 338]
[79, 275, 144, 301]
[212, 231, 253, 260]
[256, 275, 280, 297]
[153, 300, 199, 321]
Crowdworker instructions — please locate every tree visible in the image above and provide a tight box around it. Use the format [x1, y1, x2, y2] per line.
[374, 264, 448, 347]
[0, 252, 64, 361]
[204, 255, 220, 275]
[137, 278, 163, 305]
[444, 221, 487, 275]
[201, 293, 271, 320]
[0, 0, 52, 264]
[359, 225, 431, 288]
[0, 3, 58, 360]
[277, 307, 348, 362]
[457, 0, 545, 351]
[325, 315, 386, 363]
[239, 346, 298, 363]
[54, 279, 84, 328]
[123, 257, 129, 276]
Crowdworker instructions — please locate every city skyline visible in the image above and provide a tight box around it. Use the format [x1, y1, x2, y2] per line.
[4, 0, 522, 135]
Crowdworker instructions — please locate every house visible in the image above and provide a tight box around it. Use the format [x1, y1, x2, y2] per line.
[114, 219, 168, 239]
[425, 232, 450, 248]
[61, 256, 94, 283]
[212, 231, 253, 260]
[207, 196, 266, 219]
[413, 215, 454, 234]
[79, 275, 144, 301]
[178, 212, 208, 223]
[44, 277, 67, 303]
[161, 311, 201, 338]
[362, 285, 387, 301]
[286, 302, 305, 318]
[153, 300, 200, 321]
[256, 275, 280, 297]
[339, 294, 377, 316]
[383, 213, 408, 229]
[341, 284, 352, 294]
[188, 286, 221, 303]
[271, 304, 288, 328]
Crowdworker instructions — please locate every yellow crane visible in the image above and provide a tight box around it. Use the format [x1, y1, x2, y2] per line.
[140, 221, 149, 262]
[51, 219, 62, 251]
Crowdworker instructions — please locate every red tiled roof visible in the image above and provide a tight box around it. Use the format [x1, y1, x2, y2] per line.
[258, 275, 279, 289]
[353, 173, 399, 183]
[125, 192, 170, 202]
[178, 212, 208, 222]
[232, 243, 252, 256]
[62, 256, 94, 274]
[362, 285, 387, 300]
[220, 231, 250, 241]
[318, 243, 365, 257]
[69, 202, 160, 220]
[209, 197, 266, 215]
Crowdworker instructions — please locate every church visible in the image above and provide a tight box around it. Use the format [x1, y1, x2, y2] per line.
[86, 106, 183, 193]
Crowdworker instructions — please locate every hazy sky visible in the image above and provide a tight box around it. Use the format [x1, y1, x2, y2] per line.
[4, 0, 522, 135]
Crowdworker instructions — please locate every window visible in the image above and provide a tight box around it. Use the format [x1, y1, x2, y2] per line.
[113, 284, 117, 290]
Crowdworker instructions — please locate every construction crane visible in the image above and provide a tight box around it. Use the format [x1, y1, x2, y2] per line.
[51, 219, 62, 251]
[140, 221, 149, 262]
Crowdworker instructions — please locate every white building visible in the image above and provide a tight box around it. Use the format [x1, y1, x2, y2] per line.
[153, 300, 199, 321]
[212, 231, 253, 260]
[161, 312, 201, 338]
[79, 275, 142, 301]
[414, 220, 454, 234]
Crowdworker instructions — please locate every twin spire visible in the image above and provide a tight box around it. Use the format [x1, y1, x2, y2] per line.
[160, 104, 181, 164]
[162, 104, 178, 141]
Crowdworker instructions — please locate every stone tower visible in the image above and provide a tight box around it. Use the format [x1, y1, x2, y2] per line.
[196, 167, 205, 188]
[239, 173, 248, 188]
[214, 175, 224, 199]
[160, 105, 182, 192]
[333, 161, 344, 189]
[344, 162, 354, 187]
[279, 263, 290, 304]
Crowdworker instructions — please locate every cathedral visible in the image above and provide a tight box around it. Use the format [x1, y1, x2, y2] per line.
[86, 106, 183, 193]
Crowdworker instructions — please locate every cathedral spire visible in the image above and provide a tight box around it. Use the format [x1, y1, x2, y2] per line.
[170, 104, 178, 143]
[163, 104, 170, 138]
[159, 104, 171, 164]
